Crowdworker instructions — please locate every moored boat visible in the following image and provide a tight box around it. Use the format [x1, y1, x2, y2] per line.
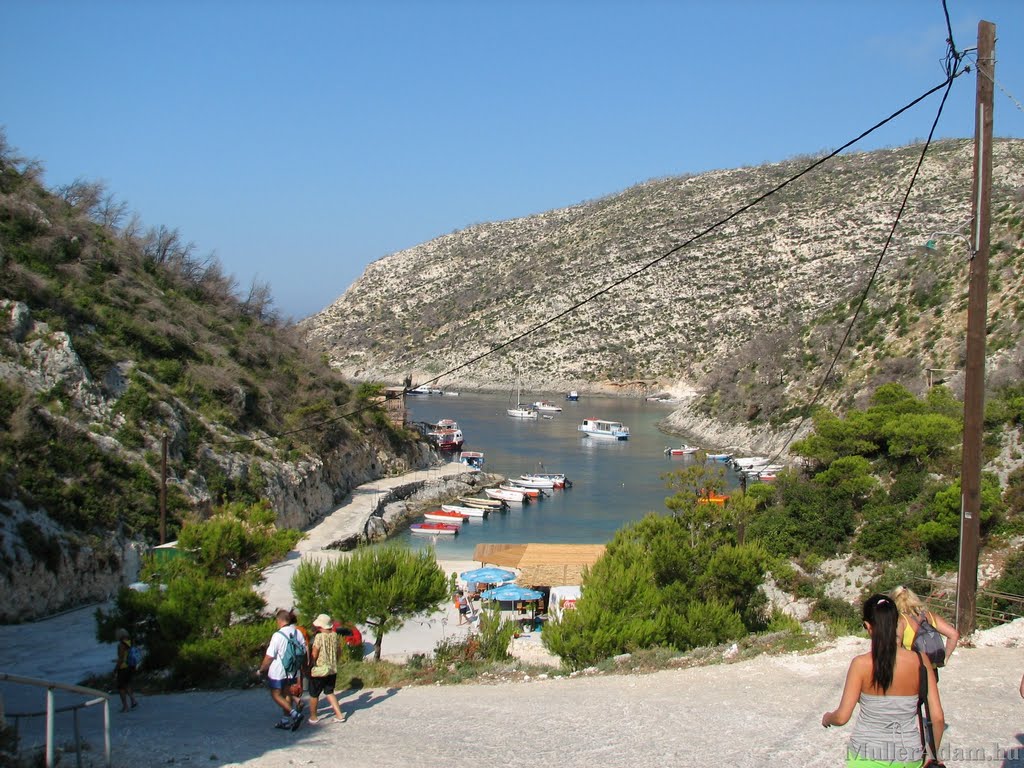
[566, 390, 579, 401]
[441, 503, 489, 518]
[458, 450, 485, 470]
[501, 483, 543, 498]
[526, 472, 572, 488]
[458, 496, 506, 509]
[706, 453, 732, 462]
[578, 418, 630, 440]
[508, 476, 555, 489]
[485, 487, 530, 503]
[665, 444, 700, 456]
[532, 400, 563, 412]
[410, 522, 459, 535]
[426, 419, 464, 452]
[424, 509, 468, 524]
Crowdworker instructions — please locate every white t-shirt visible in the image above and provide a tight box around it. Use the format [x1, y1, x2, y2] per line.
[266, 625, 306, 681]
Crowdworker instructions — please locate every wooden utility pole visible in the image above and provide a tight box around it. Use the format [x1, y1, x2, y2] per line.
[160, 434, 168, 545]
[956, 20, 995, 638]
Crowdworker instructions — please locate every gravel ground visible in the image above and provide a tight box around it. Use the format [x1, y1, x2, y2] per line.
[10, 635, 1019, 768]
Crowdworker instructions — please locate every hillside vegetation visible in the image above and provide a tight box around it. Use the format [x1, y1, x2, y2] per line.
[306, 139, 1024, 438]
[0, 134, 426, 619]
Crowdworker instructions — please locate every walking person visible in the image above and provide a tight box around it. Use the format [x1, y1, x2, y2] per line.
[822, 594, 944, 766]
[259, 609, 307, 731]
[114, 628, 139, 713]
[455, 590, 473, 625]
[307, 614, 347, 724]
[891, 586, 959, 672]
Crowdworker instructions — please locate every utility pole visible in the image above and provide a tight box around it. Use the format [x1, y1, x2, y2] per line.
[956, 20, 995, 638]
[160, 434, 168, 545]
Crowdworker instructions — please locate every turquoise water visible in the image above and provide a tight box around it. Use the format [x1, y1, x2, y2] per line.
[394, 392, 741, 558]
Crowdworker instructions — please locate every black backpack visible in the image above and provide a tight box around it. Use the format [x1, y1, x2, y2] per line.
[912, 612, 946, 668]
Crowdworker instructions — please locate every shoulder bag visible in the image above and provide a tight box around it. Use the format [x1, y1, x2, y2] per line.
[916, 651, 946, 768]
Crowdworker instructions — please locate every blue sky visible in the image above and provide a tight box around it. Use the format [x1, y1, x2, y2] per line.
[5, 1, 1024, 320]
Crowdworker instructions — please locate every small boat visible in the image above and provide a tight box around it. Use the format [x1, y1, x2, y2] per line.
[664, 444, 700, 456]
[407, 385, 431, 395]
[731, 456, 770, 469]
[525, 472, 572, 488]
[532, 401, 563, 412]
[485, 487, 530, 503]
[441, 503, 489, 518]
[706, 453, 732, 462]
[410, 522, 459, 535]
[578, 418, 630, 440]
[566, 390, 580, 401]
[509, 476, 555, 490]
[458, 499, 505, 512]
[458, 451, 485, 470]
[442, 391, 460, 397]
[426, 419, 464, 452]
[501, 483, 543, 498]
[424, 509, 468, 524]
[507, 373, 538, 419]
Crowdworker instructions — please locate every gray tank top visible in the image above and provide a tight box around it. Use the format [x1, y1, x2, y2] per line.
[848, 693, 922, 763]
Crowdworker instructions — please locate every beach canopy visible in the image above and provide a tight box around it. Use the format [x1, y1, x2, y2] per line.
[460, 567, 516, 585]
[480, 584, 543, 601]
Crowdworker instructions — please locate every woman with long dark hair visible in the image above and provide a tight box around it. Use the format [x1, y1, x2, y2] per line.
[822, 594, 944, 766]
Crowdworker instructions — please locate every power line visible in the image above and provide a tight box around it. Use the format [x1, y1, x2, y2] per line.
[220, 74, 967, 448]
[764, 46, 967, 467]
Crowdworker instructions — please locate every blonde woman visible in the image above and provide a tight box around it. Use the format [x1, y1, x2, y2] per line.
[308, 614, 347, 724]
[822, 594, 944, 766]
[891, 586, 959, 670]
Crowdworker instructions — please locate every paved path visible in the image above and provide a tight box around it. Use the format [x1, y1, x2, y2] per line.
[12, 638, 1024, 767]
[259, 461, 478, 613]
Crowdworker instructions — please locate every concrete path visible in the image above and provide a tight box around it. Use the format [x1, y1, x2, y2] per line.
[258, 461, 478, 613]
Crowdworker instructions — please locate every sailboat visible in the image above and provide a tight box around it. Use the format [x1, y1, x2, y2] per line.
[506, 373, 538, 419]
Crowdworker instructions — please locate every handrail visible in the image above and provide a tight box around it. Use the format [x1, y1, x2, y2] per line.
[0, 672, 111, 768]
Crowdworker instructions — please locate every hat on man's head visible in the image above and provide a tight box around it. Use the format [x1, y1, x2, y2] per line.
[312, 613, 332, 630]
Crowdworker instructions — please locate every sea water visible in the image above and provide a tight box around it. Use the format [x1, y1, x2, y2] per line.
[394, 391, 741, 558]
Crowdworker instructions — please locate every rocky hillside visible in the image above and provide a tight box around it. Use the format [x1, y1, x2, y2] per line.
[305, 139, 1024, 450]
[0, 136, 433, 620]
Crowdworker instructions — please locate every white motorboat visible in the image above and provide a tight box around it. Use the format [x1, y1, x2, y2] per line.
[409, 522, 459, 535]
[458, 451, 485, 470]
[524, 472, 571, 488]
[664, 444, 700, 456]
[509, 476, 555, 489]
[731, 456, 770, 469]
[485, 487, 529, 503]
[441, 503, 489, 518]
[458, 496, 505, 509]
[578, 418, 630, 440]
[532, 400, 563, 412]
[566, 390, 579, 401]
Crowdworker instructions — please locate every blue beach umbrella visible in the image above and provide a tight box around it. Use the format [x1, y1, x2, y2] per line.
[480, 584, 543, 602]
[460, 567, 516, 585]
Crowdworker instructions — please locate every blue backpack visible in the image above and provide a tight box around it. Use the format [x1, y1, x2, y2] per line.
[912, 612, 946, 668]
[125, 643, 142, 670]
[277, 630, 306, 678]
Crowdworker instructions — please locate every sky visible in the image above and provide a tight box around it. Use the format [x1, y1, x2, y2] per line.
[5, 1, 1024, 321]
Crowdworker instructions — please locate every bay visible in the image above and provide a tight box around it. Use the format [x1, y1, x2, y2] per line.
[394, 391, 741, 558]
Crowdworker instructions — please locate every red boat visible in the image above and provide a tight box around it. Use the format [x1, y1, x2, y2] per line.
[424, 509, 468, 524]
[410, 522, 459, 535]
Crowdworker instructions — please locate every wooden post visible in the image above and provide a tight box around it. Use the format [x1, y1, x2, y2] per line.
[160, 434, 168, 545]
[956, 20, 995, 638]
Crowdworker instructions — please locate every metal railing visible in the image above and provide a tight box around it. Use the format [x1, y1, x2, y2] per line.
[911, 577, 1024, 630]
[0, 672, 110, 768]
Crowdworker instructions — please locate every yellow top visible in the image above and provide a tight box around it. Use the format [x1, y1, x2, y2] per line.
[900, 611, 934, 650]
